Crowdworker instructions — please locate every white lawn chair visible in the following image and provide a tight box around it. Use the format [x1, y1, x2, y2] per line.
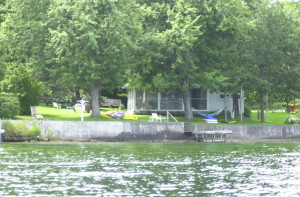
[53, 102, 61, 108]
[149, 113, 166, 122]
[30, 106, 44, 120]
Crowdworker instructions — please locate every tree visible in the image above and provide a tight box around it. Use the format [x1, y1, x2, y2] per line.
[46, 0, 141, 117]
[0, 0, 50, 113]
[271, 1, 300, 107]
[240, 0, 300, 122]
[131, 0, 247, 119]
[1, 0, 141, 117]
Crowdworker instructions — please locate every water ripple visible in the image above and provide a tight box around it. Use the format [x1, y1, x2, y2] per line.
[1, 142, 300, 196]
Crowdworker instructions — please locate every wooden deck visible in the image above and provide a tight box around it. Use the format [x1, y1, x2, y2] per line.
[195, 130, 232, 142]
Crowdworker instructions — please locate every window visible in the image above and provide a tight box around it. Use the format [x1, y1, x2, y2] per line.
[191, 89, 207, 110]
[160, 92, 183, 110]
[219, 92, 232, 100]
[135, 88, 208, 111]
[136, 91, 158, 110]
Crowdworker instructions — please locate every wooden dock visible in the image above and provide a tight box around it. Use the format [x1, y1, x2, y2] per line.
[195, 130, 232, 142]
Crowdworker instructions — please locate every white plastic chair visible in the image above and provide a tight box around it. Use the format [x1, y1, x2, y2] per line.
[149, 113, 166, 122]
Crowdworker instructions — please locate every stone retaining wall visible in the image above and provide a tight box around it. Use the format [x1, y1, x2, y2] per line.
[1, 120, 300, 141]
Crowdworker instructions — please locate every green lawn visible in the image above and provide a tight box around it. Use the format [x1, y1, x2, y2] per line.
[15, 105, 292, 125]
[17, 106, 151, 122]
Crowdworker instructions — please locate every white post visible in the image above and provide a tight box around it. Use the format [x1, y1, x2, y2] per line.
[77, 98, 89, 122]
[81, 98, 84, 121]
[240, 86, 244, 123]
[167, 111, 169, 122]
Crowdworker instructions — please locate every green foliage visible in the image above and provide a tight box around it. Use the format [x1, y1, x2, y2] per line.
[24, 124, 41, 137]
[14, 122, 31, 137]
[3, 121, 30, 138]
[118, 104, 125, 111]
[44, 128, 56, 141]
[284, 116, 292, 124]
[2, 121, 41, 138]
[0, 93, 20, 118]
[285, 116, 300, 125]
[244, 104, 251, 118]
[1, 64, 45, 115]
[2, 121, 13, 136]
[295, 109, 300, 114]
[0, 0, 6, 24]
[45, 0, 141, 117]
[131, 0, 248, 119]
[0, 0, 299, 121]
[239, 0, 300, 122]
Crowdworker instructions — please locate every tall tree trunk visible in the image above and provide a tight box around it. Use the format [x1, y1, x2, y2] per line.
[182, 89, 193, 120]
[91, 84, 100, 117]
[259, 91, 265, 123]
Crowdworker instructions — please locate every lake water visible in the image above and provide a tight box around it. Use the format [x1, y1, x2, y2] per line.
[0, 142, 300, 196]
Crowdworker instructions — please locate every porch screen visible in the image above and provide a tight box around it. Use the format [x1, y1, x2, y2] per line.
[160, 92, 183, 110]
[191, 89, 207, 110]
[136, 91, 158, 110]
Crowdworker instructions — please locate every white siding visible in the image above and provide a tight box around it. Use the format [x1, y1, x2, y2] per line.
[208, 92, 233, 112]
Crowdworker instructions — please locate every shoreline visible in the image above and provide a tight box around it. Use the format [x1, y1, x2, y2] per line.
[1, 120, 300, 143]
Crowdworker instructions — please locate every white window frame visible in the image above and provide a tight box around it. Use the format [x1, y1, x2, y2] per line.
[219, 92, 232, 100]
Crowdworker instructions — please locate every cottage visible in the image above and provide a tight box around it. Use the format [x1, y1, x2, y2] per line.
[127, 88, 240, 114]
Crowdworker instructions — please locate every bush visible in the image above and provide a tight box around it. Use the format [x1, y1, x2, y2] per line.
[3, 121, 29, 138]
[0, 94, 20, 119]
[14, 122, 31, 137]
[44, 128, 57, 141]
[295, 109, 300, 114]
[2, 121, 41, 139]
[1, 64, 45, 115]
[2, 121, 14, 136]
[244, 104, 251, 118]
[285, 115, 300, 124]
[118, 104, 125, 111]
[24, 124, 41, 137]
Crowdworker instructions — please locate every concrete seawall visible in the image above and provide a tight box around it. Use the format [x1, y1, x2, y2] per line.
[193, 125, 300, 141]
[1, 120, 300, 142]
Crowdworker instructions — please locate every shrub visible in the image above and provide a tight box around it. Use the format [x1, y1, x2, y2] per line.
[119, 104, 125, 111]
[295, 109, 300, 114]
[285, 117, 292, 124]
[2, 121, 14, 137]
[0, 94, 20, 119]
[1, 64, 45, 115]
[24, 124, 41, 137]
[12, 122, 30, 137]
[285, 115, 300, 124]
[44, 128, 57, 141]
[2, 121, 41, 139]
[244, 104, 251, 118]
[3, 121, 29, 138]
